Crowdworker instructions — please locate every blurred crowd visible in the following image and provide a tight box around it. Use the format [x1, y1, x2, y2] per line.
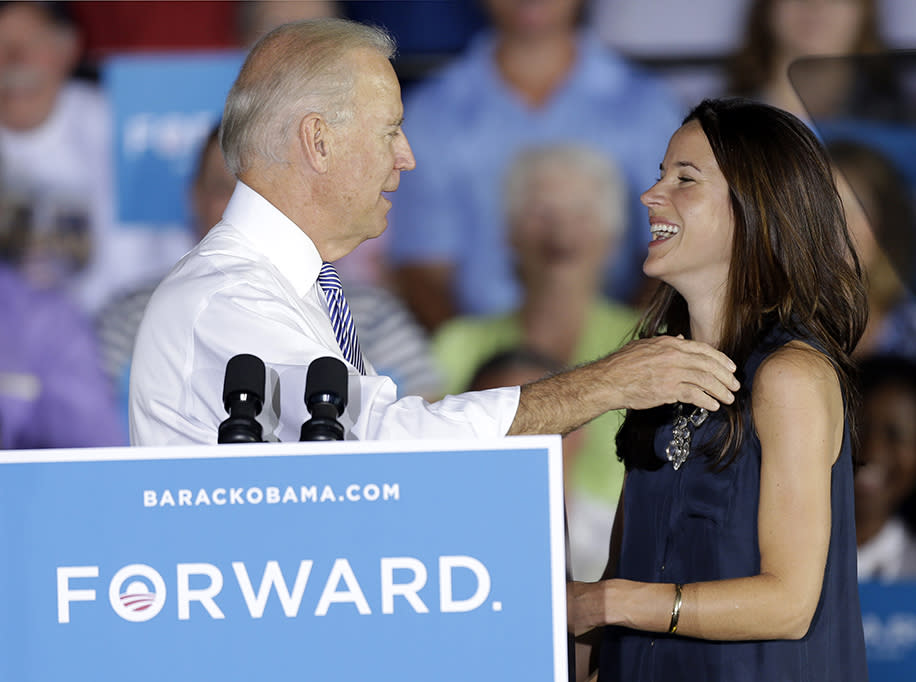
[0, 0, 915, 585]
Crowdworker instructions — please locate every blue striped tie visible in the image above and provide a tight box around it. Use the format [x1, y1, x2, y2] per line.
[317, 262, 365, 374]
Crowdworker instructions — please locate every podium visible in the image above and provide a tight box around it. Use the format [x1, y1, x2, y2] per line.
[0, 437, 567, 681]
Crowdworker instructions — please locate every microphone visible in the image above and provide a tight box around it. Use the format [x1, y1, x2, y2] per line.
[300, 356, 348, 441]
[218, 353, 265, 443]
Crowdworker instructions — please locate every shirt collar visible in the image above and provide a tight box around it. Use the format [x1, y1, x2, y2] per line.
[220, 181, 323, 298]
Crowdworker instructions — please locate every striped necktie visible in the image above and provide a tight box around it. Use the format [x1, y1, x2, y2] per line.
[317, 262, 365, 374]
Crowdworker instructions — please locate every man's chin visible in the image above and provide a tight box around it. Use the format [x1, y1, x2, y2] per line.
[366, 218, 389, 241]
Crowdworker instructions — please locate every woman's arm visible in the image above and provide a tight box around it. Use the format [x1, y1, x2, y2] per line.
[568, 342, 843, 641]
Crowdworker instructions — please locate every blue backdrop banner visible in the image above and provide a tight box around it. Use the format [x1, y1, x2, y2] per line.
[0, 437, 567, 681]
[860, 581, 916, 682]
[103, 51, 245, 227]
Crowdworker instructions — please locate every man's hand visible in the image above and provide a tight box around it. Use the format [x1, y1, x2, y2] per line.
[603, 335, 739, 412]
[508, 335, 738, 436]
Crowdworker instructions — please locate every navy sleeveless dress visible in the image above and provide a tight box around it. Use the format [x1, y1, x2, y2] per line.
[598, 327, 868, 681]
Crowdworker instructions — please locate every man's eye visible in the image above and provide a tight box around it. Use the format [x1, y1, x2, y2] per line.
[678, 176, 695, 183]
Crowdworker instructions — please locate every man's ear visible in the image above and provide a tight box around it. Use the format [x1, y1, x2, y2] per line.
[300, 113, 331, 174]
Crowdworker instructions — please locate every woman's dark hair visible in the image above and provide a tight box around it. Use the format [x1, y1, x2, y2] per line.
[618, 97, 868, 470]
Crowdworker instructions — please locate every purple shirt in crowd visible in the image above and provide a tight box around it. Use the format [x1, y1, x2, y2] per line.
[0, 265, 124, 449]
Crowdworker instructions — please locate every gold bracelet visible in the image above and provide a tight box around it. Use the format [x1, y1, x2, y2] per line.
[668, 583, 683, 634]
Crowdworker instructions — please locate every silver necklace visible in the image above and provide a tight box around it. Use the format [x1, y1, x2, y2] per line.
[666, 403, 709, 470]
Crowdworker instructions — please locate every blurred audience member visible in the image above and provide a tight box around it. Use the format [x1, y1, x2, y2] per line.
[236, 1, 341, 48]
[725, 0, 900, 121]
[387, 0, 683, 331]
[0, 1, 122, 313]
[854, 353, 916, 581]
[433, 143, 639, 580]
[0, 260, 122, 449]
[829, 138, 916, 359]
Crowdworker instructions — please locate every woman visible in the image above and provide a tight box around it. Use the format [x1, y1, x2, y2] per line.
[726, 0, 899, 121]
[567, 98, 869, 680]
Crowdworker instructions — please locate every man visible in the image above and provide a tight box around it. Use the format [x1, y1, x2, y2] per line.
[129, 18, 737, 446]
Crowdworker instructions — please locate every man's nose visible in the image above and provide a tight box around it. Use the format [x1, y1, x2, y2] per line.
[396, 134, 416, 171]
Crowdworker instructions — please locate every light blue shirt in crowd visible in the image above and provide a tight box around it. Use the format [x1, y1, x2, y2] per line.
[387, 29, 685, 313]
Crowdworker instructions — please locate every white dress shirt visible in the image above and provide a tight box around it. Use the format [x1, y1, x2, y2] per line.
[129, 182, 519, 445]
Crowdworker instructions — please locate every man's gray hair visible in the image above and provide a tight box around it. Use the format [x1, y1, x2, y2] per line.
[504, 144, 627, 239]
[220, 18, 395, 176]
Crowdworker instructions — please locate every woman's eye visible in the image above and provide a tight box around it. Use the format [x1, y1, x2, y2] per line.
[678, 176, 695, 183]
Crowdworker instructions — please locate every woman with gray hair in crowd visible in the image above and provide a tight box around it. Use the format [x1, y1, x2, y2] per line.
[433, 143, 640, 591]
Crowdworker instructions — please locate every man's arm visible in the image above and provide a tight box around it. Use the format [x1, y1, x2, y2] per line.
[508, 335, 739, 436]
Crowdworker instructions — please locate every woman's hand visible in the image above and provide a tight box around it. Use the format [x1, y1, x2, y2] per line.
[567, 580, 610, 636]
[569, 579, 681, 636]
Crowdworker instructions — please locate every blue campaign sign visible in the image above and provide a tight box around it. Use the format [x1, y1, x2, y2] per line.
[103, 51, 245, 226]
[860, 581, 916, 682]
[0, 437, 567, 681]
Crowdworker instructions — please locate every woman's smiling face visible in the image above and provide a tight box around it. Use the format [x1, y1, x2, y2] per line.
[640, 120, 735, 299]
